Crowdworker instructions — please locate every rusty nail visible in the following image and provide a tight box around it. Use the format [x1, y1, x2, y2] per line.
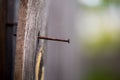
[38, 36, 70, 43]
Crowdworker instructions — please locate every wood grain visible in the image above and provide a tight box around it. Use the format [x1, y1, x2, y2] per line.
[14, 0, 48, 80]
[14, 0, 28, 80]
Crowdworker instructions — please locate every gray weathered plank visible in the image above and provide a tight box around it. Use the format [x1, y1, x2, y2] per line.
[14, 0, 48, 80]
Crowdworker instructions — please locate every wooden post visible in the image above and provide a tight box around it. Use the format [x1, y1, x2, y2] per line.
[14, 0, 48, 80]
[0, 0, 6, 80]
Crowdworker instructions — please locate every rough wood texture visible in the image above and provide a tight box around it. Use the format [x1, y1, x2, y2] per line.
[14, 0, 48, 80]
[0, 0, 6, 80]
[14, 0, 28, 80]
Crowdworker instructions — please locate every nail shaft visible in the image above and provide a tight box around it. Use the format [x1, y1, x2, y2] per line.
[38, 36, 70, 43]
[13, 34, 70, 43]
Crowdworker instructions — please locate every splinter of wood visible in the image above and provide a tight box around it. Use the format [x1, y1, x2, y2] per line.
[38, 36, 70, 43]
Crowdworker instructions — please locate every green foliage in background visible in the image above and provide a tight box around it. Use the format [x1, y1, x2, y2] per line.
[103, 0, 120, 6]
[85, 67, 120, 80]
[84, 31, 120, 56]
[78, 0, 120, 9]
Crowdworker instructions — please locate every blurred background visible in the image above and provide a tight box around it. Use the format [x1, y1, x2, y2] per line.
[46, 0, 120, 80]
[75, 0, 120, 80]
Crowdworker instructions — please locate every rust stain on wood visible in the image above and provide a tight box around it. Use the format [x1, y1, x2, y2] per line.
[14, 0, 28, 80]
[14, 0, 48, 80]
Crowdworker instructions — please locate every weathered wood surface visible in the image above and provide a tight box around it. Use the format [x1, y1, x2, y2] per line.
[0, 0, 6, 80]
[14, 0, 48, 80]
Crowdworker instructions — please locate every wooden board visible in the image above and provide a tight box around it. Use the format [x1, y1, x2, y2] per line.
[0, 0, 6, 80]
[14, 0, 48, 80]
